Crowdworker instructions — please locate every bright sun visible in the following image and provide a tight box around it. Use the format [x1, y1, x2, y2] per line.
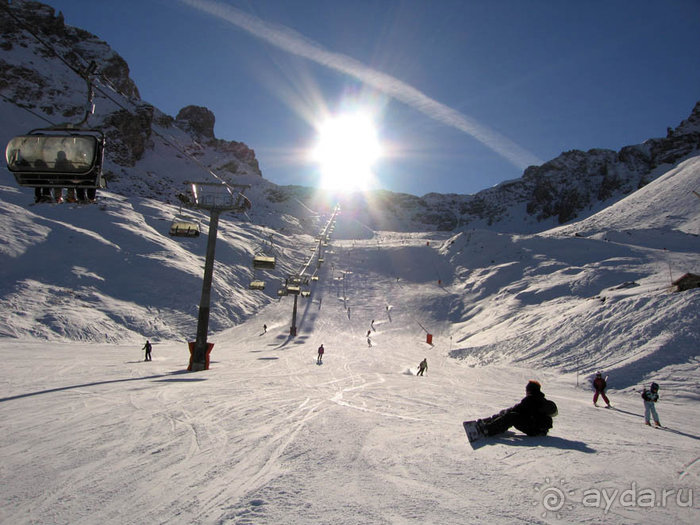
[312, 112, 381, 191]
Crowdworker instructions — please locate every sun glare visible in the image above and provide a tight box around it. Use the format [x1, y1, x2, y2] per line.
[312, 112, 381, 192]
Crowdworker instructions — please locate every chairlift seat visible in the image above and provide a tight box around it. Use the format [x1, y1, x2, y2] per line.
[170, 220, 200, 237]
[253, 255, 276, 270]
[301, 290, 311, 298]
[249, 280, 265, 291]
[286, 285, 300, 295]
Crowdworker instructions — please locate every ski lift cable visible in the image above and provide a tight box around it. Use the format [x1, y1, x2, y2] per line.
[0, 92, 58, 127]
[1, 3, 238, 191]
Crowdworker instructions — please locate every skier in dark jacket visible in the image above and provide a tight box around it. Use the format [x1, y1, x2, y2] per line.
[642, 382, 661, 427]
[417, 358, 428, 376]
[592, 372, 611, 407]
[142, 340, 152, 361]
[476, 380, 558, 437]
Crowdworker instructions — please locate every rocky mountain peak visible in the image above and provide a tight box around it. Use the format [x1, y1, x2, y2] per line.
[0, 0, 140, 102]
[176, 105, 216, 139]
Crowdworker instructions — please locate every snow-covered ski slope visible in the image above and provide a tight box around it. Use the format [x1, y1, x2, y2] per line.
[1, 157, 699, 523]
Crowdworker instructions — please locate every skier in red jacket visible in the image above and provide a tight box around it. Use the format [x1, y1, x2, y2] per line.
[593, 372, 611, 408]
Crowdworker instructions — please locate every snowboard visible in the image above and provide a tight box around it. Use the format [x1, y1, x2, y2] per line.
[463, 420, 486, 445]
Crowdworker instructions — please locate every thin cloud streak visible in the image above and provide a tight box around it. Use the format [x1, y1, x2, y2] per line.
[179, 0, 543, 171]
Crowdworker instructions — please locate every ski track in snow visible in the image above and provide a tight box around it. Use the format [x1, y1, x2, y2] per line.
[0, 159, 699, 523]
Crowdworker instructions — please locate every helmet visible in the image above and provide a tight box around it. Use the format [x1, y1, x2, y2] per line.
[595, 372, 602, 377]
[650, 382, 659, 392]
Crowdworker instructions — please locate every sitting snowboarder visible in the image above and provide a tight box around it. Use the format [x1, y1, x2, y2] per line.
[417, 358, 428, 376]
[475, 380, 557, 437]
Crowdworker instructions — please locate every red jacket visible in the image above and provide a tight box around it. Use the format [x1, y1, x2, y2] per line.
[593, 377, 606, 391]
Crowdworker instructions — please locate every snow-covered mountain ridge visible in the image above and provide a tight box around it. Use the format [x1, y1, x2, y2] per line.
[1, 0, 699, 234]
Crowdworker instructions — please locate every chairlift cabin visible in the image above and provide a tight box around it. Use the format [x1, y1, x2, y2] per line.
[286, 285, 301, 295]
[253, 255, 276, 270]
[249, 280, 265, 291]
[311, 275, 319, 281]
[6, 129, 106, 196]
[300, 290, 311, 298]
[169, 219, 200, 237]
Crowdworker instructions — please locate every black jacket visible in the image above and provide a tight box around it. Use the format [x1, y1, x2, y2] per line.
[511, 391, 558, 436]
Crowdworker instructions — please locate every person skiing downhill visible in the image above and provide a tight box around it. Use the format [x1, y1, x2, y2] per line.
[317, 344, 324, 365]
[642, 382, 661, 427]
[593, 372, 611, 407]
[417, 358, 428, 376]
[142, 340, 152, 362]
[475, 380, 558, 437]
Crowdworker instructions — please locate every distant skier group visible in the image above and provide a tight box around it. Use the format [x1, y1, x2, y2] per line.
[591, 371, 662, 427]
[465, 372, 664, 444]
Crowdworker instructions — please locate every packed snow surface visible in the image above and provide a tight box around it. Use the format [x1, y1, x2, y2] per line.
[1, 158, 699, 524]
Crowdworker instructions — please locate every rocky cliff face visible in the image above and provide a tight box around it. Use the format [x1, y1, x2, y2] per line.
[175, 105, 261, 174]
[413, 101, 700, 233]
[0, 0, 139, 109]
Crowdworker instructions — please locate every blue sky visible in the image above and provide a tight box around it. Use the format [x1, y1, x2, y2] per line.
[42, 0, 700, 196]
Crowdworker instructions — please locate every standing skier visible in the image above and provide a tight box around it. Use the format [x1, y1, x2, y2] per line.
[317, 344, 325, 365]
[592, 372, 611, 408]
[417, 358, 428, 376]
[642, 382, 661, 427]
[142, 340, 152, 362]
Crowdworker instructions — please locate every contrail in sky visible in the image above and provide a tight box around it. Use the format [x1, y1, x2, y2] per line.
[179, 0, 543, 170]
